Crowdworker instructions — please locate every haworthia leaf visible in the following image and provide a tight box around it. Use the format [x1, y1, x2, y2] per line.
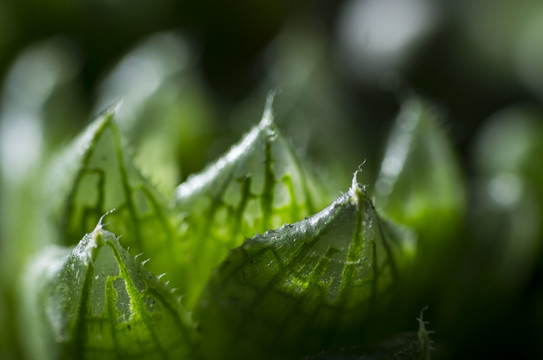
[0, 40, 86, 359]
[173, 99, 330, 308]
[195, 178, 415, 360]
[236, 21, 367, 193]
[373, 96, 466, 295]
[374, 96, 466, 238]
[95, 31, 215, 194]
[44, 106, 177, 282]
[20, 219, 199, 360]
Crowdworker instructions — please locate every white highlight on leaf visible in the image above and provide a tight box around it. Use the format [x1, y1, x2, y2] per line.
[25, 245, 72, 342]
[261, 91, 276, 128]
[305, 190, 353, 230]
[97, 208, 116, 229]
[90, 209, 116, 248]
[375, 102, 419, 197]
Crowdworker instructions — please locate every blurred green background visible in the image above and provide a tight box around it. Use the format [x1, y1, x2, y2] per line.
[1, 0, 543, 359]
[2, 0, 543, 177]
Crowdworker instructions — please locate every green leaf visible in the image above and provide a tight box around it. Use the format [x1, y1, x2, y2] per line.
[373, 96, 466, 294]
[95, 31, 216, 194]
[0, 40, 86, 359]
[474, 104, 543, 187]
[173, 99, 331, 308]
[195, 178, 415, 360]
[235, 21, 367, 193]
[374, 96, 466, 238]
[44, 107, 177, 283]
[19, 218, 199, 360]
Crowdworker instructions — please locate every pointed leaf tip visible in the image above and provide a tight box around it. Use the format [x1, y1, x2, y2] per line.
[43, 107, 179, 290]
[374, 96, 465, 231]
[260, 90, 277, 128]
[20, 225, 199, 360]
[196, 181, 414, 359]
[173, 99, 330, 309]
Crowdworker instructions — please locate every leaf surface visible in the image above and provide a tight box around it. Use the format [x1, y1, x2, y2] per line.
[44, 107, 177, 282]
[374, 96, 466, 238]
[174, 100, 330, 307]
[20, 220, 199, 360]
[373, 96, 466, 295]
[95, 31, 215, 193]
[195, 178, 415, 359]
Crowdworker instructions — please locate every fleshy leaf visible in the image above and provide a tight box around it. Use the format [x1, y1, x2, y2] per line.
[0, 40, 86, 359]
[173, 99, 330, 308]
[373, 96, 466, 294]
[95, 31, 215, 194]
[374, 96, 466, 237]
[20, 219, 199, 360]
[195, 178, 415, 360]
[235, 20, 367, 193]
[44, 107, 177, 281]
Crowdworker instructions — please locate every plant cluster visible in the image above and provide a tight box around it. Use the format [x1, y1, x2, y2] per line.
[2, 93, 543, 360]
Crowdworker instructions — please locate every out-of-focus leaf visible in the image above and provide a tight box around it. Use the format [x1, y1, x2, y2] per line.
[374, 96, 465, 238]
[234, 19, 365, 192]
[44, 107, 177, 284]
[474, 104, 543, 184]
[19, 220, 199, 360]
[460, 0, 543, 82]
[437, 105, 543, 360]
[0, 38, 83, 177]
[0, 38, 85, 264]
[173, 99, 331, 308]
[373, 96, 466, 296]
[0, 38, 85, 360]
[195, 178, 415, 360]
[516, 7, 543, 102]
[0, 294, 8, 359]
[472, 104, 543, 287]
[95, 31, 215, 194]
